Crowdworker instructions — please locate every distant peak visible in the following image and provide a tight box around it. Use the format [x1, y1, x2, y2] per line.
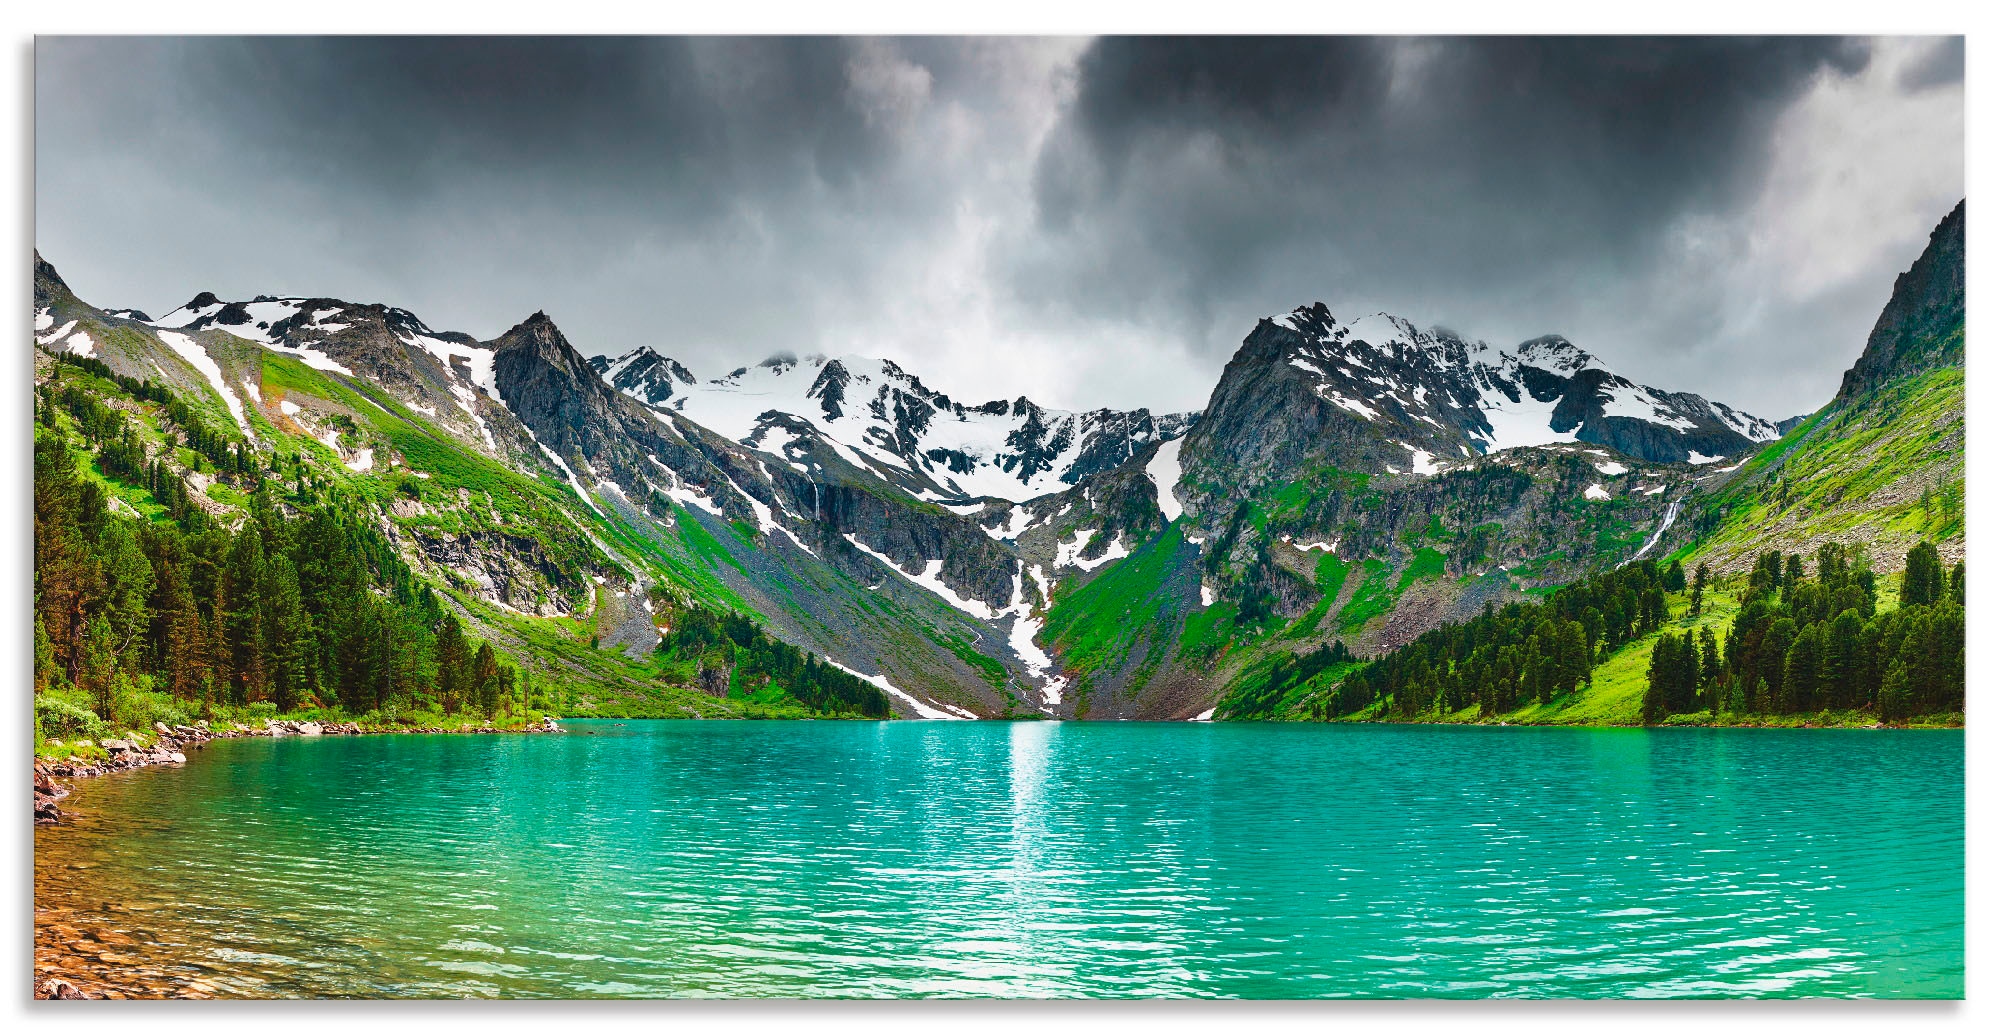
[187, 291, 222, 310]
[1511, 334, 1603, 375]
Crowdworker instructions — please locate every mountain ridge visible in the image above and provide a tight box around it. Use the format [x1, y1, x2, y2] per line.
[44, 221, 1917, 723]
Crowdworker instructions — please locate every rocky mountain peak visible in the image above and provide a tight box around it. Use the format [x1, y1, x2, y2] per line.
[1511, 334, 1604, 376]
[33, 251, 76, 311]
[589, 346, 699, 408]
[1188, 304, 1780, 489]
[1836, 198, 1965, 403]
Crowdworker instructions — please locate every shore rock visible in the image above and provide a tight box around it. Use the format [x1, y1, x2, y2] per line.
[38, 977, 90, 1000]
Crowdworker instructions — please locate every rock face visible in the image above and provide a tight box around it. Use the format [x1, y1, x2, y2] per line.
[491, 312, 747, 518]
[1181, 305, 1774, 514]
[589, 347, 696, 407]
[1836, 199, 1966, 404]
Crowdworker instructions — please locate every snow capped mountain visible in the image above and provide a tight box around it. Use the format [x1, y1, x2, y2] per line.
[590, 349, 1197, 504]
[589, 346, 696, 407]
[140, 291, 517, 455]
[1269, 303, 1779, 464]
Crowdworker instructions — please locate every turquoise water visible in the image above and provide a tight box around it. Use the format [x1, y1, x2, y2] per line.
[35, 722, 1963, 998]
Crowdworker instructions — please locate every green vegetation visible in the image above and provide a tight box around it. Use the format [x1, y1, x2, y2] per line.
[34, 403, 531, 751]
[1045, 522, 1187, 697]
[651, 597, 890, 718]
[1335, 559, 1393, 631]
[1646, 543, 1964, 724]
[1686, 362, 1964, 566]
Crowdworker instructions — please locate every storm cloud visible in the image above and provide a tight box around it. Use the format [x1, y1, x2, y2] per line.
[35, 36, 1962, 419]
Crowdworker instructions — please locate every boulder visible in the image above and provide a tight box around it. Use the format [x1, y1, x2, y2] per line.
[297, 722, 323, 736]
[154, 722, 173, 735]
[101, 740, 133, 753]
[39, 978, 89, 1000]
[168, 752, 187, 764]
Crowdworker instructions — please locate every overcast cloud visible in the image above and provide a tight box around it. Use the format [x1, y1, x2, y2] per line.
[35, 36, 1962, 419]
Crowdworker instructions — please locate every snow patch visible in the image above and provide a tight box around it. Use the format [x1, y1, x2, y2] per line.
[157, 330, 249, 434]
[1473, 379, 1574, 452]
[983, 506, 1033, 541]
[345, 448, 374, 473]
[268, 341, 355, 376]
[1191, 707, 1217, 722]
[1600, 382, 1696, 431]
[1146, 437, 1185, 521]
[843, 533, 999, 620]
[1686, 451, 1722, 465]
[1583, 483, 1611, 501]
[36, 319, 76, 346]
[279, 399, 302, 417]
[1595, 460, 1629, 476]
[1055, 528, 1128, 571]
[1026, 564, 1052, 608]
[1009, 612, 1067, 706]
[520, 424, 602, 515]
[824, 659, 963, 720]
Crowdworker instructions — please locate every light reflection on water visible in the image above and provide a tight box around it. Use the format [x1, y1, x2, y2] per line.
[35, 721, 1963, 999]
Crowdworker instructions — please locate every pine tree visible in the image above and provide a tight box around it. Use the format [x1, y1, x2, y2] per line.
[1760, 617, 1797, 710]
[1643, 636, 1671, 725]
[1902, 542, 1942, 607]
[472, 642, 502, 715]
[261, 554, 316, 713]
[1879, 657, 1912, 722]
[434, 612, 472, 714]
[1823, 609, 1865, 709]
[1671, 632, 1699, 714]
[1782, 623, 1823, 714]
[219, 529, 268, 704]
[1698, 626, 1721, 709]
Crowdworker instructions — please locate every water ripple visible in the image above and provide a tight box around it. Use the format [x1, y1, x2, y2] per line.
[36, 722, 1962, 998]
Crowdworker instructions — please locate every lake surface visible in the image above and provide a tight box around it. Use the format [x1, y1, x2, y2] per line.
[35, 721, 1962, 998]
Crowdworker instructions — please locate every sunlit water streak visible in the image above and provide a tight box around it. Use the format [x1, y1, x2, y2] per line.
[35, 722, 1962, 998]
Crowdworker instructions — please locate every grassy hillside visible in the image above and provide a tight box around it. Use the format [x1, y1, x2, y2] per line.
[1677, 348, 1963, 576]
[1247, 570, 1955, 729]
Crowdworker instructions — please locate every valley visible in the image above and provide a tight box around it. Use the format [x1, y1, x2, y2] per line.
[31, 201, 1965, 734]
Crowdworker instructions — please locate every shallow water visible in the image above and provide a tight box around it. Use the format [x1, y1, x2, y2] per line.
[35, 721, 1963, 998]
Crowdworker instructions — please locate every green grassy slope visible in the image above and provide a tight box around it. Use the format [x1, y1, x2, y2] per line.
[1677, 344, 1963, 576]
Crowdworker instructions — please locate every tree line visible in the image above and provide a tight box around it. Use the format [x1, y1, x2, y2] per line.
[35, 378, 522, 731]
[37, 351, 891, 732]
[1295, 559, 1676, 719]
[1646, 542, 1964, 722]
[653, 595, 891, 718]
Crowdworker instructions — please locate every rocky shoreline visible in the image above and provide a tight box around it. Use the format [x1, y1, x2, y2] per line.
[34, 715, 563, 824]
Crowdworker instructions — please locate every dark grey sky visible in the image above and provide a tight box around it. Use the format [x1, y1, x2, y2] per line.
[35, 36, 1962, 418]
